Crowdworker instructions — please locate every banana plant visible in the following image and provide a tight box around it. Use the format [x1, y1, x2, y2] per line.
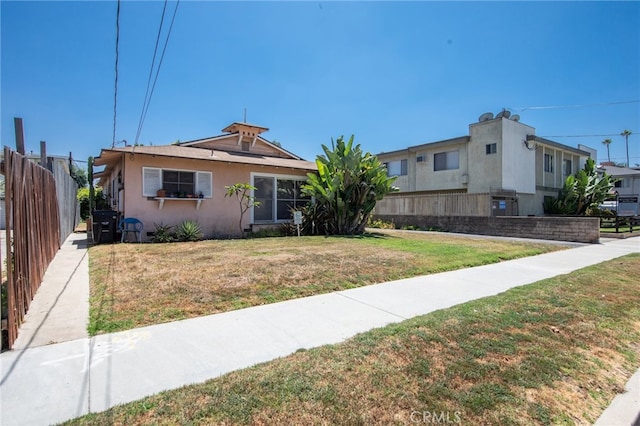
[302, 135, 398, 235]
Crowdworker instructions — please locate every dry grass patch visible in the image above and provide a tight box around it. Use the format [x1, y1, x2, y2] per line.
[69, 255, 640, 425]
[89, 232, 561, 334]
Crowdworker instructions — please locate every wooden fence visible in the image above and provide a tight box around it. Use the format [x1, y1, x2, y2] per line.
[2, 147, 61, 349]
[376, 192, 492, 217]
[52, 160, 79, 245]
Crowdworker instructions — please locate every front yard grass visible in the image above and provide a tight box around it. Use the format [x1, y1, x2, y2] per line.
[88, 230, 563, 335]
[70, 254, 640, 425]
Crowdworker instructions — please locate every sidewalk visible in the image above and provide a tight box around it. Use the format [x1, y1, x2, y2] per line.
[0, 233, 638, 425]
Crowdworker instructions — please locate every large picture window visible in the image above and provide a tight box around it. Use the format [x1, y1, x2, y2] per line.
[434, 150, 459, 171]
[253, 175, 311, 222]
[142, 167, 212, 198]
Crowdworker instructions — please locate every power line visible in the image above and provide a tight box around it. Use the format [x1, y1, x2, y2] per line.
[134, 0, 169, 146]
[509, 100, 639, 112]
[134, 0, 180, 145]
[540, 133, 637, 138]
[111, 0, 121, 148]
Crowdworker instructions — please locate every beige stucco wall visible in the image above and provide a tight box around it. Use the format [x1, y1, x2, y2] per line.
[468, 120, 503, 193]
[468, 118, 536, 194]
[378, 141, 470, 193]
[109, 154, 310, 239]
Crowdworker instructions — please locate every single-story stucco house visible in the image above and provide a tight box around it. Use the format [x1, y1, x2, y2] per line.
[93, 122, 317, 240]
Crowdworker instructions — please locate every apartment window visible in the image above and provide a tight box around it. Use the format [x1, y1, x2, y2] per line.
[142, 167, 212, 197]
[253, 175, 311, 222]
[563, 159, 572, 176]
[434, 150, 459, 171]
[416, 154, 425, 163]
[614, 179, 630, 188]
[485, 143, 497, 155]
[385, 159, 408, 176]
[544, 154, 554, 173]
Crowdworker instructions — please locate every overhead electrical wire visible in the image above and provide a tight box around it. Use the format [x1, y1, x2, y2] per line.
[111, 0, 121, 148]
[134, 0, 180, 146]
[508, 99, 639, 112]
[539, 133, 637, 138]
[134, 0, 169, 146]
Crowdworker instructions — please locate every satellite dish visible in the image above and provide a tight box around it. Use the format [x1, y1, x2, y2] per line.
[495, 109, 511, 119]
[478, 112, 494, 122]
[511, 114, 520, 122]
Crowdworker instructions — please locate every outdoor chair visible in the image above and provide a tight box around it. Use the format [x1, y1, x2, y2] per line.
[119, 217, 144, 243]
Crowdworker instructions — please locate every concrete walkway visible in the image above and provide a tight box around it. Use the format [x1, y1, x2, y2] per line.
[0, 233, 638, 425]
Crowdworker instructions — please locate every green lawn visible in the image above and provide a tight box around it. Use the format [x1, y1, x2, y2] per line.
[70, 254, 640, 425]
[88, 230, 563, 335]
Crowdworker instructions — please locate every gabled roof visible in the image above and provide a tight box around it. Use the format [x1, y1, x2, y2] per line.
[178, 133, 303, 160]
[221, 122, 268, 134]
[376, 136, 470, 157]
[599, 165, 640, 177]
[94, 145, 316, 171]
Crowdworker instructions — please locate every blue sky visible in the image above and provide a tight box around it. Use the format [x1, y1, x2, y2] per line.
[2, 1, 639, 170]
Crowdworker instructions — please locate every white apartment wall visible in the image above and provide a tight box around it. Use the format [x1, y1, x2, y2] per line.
[501, 119, 536, 194]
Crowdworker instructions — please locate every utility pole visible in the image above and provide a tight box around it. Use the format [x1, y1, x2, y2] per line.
[14, 118, 25, 155]
[621, 130, 632, 167]
[40, 141, 47, 168]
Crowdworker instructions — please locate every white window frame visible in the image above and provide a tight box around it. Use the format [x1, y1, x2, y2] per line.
[486, 143, 497, 155]
[142, 167, 212, 198]
[250, 172, 310, 223]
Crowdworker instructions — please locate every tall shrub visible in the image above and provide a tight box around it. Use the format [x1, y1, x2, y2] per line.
[543, 158, 616, 215]
[302, 135, 398, 235]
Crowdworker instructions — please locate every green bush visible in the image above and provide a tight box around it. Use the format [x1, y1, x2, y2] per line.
[77, 186, 108, 220]
[151, 223, 176, 243]
[175, 220, 203, 242]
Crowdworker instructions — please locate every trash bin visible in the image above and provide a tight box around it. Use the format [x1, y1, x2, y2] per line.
[92, 210, 117, 244]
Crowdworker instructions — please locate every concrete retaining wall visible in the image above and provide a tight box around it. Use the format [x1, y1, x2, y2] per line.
[373, 214, 600, 243]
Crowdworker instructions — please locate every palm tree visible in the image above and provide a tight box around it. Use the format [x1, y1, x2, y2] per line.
[621, 130, 632, 167]
[602, 138, 612, 162]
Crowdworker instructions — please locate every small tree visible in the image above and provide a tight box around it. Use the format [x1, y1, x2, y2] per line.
[77, 187, 108, 220]
[302, 135, 398, 235]
[543, 158, 616, 215]
[70, 163, 88, 188]
[225, 183, 261, 236]
[602, 138, 612, 162]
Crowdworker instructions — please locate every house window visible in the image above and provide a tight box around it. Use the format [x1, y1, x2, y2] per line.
[163, 170, 194, 195]
[142, 167, 212, 198]
[242, 141, 250, 152]
[253, 175, 311, 222]
[544, 154, 554, 173]
[385, 159, 408, 176]
[486, 143, 497, 155]
[563, 159, 572, 176]
[416, 154, 425, 163]
[434, 150, 459, 171]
